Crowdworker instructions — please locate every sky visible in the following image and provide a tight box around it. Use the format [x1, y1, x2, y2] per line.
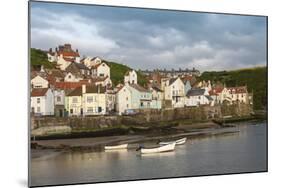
[30, 1, 267, 71]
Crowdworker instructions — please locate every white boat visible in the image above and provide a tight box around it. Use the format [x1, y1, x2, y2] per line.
[159, 137, 187, 146]
[140, 143, 176, 154]
[104, 144, 128, 150]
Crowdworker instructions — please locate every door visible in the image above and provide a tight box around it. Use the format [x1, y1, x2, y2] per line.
[59, 109, 63, 117]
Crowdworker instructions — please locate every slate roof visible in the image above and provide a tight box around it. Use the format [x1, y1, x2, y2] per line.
[151, 86, 163, 92]
[205, 95, 213, 101]
[129, 84, 150, 92]
[66, 87, 82, 96]
[74, 62, 89, 70]
[186, 89, 206, 96]
[169, 78, 178, 85]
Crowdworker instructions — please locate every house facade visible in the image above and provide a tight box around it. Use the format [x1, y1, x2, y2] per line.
[91, 62, 110, 79]
[227, 86, 249, 104]
[82, 85, 107, 116]
[65, 88, 83, 116]
[124, 70, 137, 84]
[53, 89, 65, 117]
[31, 75, 49, 88]
[162, 77, 185, 108]
[185, 88, 213, 106]
[127, 84, 153, 109]
[116, 85, 132, 115]
[31, 88, 54, 116]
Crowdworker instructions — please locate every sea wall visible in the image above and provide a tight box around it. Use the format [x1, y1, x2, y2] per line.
[31, 103, 252, 132]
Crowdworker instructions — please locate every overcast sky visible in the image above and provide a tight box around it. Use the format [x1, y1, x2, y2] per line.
[30, 2, 267, 71]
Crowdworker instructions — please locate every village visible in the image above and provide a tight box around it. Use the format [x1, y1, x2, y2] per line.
[31, 43, 253, 117]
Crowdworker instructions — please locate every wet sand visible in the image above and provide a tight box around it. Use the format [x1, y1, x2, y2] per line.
[31, 122, 240, 158]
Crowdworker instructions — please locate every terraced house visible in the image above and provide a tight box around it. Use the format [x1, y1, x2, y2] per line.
[65, 84, 107, 116]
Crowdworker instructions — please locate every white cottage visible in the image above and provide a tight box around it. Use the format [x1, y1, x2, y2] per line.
[31, 75, 49, 88]
[64, 72, 83, 82]
[116, 85, 132, 115]
[91, 62, 110, 79]
[31, 88, 54, 116]
[185, 88, 213, 106]
[162, 77, 185, 108]
[82, 57, 103, 68]
[124, 70, 137, 84]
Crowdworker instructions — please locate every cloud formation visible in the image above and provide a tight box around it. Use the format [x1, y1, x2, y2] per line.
[30, 2, 267, 71]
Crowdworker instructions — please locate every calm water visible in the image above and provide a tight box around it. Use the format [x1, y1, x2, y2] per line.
[30, 121, 267, 187]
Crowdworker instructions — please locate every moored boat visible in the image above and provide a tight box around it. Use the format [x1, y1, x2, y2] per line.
[140, 143, 176, 154]
[104, 144, 128, 150]
[159, 137, 187, 146]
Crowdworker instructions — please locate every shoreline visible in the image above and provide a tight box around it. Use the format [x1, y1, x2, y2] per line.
[31, 118, 265, 156]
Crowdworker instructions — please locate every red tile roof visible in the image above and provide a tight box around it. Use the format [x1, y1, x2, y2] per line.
[58, 51, 80, 57]
[227, 86, 247, 94]
[209, 87, 224, 95]
[31, 88, 49, 97]
[54, 81, 87, 90]
[63, 57, 76, 62]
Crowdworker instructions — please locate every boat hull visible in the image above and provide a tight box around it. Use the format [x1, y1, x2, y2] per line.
[141, 143, 176, 154]
[104, 144, 128, 150]
[159, 137, 186, 146]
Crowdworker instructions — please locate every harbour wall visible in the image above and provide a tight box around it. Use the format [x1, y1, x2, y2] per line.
[31, 103, 253, 136]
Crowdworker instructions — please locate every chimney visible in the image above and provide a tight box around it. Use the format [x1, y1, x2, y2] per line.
[49, 48, 52, 53]
[55, 47, 58, 52]
[82, 84, 86, 94]
[76, 49, 79, 53]
[40, 65, 45, 72]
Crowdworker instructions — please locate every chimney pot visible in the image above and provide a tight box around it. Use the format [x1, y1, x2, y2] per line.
[82, 84, 86, 94]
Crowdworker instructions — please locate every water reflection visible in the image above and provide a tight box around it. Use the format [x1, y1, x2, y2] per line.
[31, 122, 267, 187]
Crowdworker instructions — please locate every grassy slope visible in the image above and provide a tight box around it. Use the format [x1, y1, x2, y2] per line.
[30, 48, 55, 69]
[106, 61, 147, 87]
[199, 67, 267, 110]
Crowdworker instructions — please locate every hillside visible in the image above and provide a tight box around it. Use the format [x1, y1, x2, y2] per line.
[199, 67, 267, 110]
[30, 48, 147, 87]
[30, 48, 55, 69]
[105, 61, 148, 87]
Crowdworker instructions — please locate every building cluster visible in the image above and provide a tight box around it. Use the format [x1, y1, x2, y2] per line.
[140, 67, 201, 77]
[30, 43, 253, 117]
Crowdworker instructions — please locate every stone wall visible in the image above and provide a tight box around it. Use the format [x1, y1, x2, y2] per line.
[31, 104, 252, 130]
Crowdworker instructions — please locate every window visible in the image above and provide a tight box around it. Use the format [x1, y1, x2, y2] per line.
[141, 102, 143, 107]
[72, 97, 78, 103]
[57, 96, 61, 102]
[70, 109, 73, 114]
[126, 104, 129, 108]
[99, 73, 104, 77]
[37, 107, 40, 113]
[68, 75, 71, 79]
[126, 97, 128, 101]
[37, 98, 40, 104]
[102, 63, 105, 66]
[148, 102, 150, 107]
[87, 107, 93, 113]
[87, 96, 93, 103]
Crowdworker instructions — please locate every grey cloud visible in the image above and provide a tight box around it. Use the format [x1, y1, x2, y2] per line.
[30, 2, 267, 71]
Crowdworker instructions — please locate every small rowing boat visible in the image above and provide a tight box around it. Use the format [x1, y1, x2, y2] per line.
[139, 143, 176, 154]
[159, 137, 187, 146]
[104, 144, 128, 150]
